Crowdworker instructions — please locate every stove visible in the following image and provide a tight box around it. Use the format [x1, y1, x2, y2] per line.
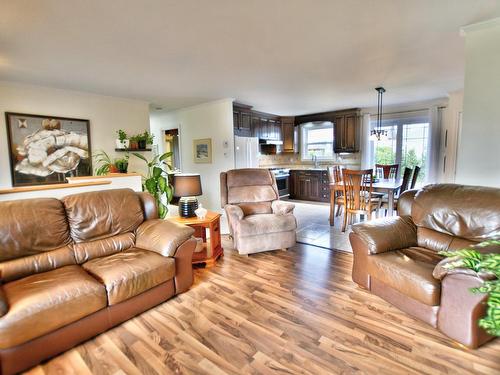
[269, 168, 290, 198]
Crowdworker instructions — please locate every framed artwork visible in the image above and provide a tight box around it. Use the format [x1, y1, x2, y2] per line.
[5, 112, 92, 187]
[193, 138, 212, 163]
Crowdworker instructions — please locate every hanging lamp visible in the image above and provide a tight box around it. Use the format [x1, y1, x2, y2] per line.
[370, 87, 388, 141]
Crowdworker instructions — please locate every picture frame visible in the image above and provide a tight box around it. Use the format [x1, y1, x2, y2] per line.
[193, 138, 212, 164]
[5, 112, 92, 187]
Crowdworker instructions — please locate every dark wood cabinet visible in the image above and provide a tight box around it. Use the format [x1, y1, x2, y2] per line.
[281, 116, 296, 153]
[233, 103, 252, 137]
[290, 170, 329, 202]
[334, 112, 359, 153]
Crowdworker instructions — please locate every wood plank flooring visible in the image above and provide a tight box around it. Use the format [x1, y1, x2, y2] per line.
[25, 242, 500, 375]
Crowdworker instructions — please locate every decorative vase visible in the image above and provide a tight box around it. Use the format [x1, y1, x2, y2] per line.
[129, 141, 138, 150]
[195, 203, 207, 220]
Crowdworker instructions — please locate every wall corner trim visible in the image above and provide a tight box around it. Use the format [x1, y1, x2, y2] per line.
[460, 17, 500, 36]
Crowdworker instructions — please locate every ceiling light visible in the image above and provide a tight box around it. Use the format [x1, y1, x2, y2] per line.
[370, 87, 388, 141]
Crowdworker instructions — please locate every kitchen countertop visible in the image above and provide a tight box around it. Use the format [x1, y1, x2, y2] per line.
[261, 164, 361, 171]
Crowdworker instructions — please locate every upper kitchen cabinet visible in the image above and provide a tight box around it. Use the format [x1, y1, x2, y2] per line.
[334, 111, 360, 153]
[281, 116, 297, 153]
[233, 103, 252, 137]
[295, 108, 360, 153]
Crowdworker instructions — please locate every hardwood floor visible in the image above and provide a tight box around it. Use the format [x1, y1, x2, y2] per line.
[25, 243, 499, 375]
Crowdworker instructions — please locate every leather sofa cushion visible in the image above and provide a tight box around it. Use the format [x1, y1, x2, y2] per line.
[367, 247, 442, 306]
[63, 189, 144, 243]
[0, 198, 71, 262]
[0, 265, 106, 349]
[0, 246, 76, 283]
[0, 287, 7, 317]
[82, 248, 175, 305]
[73, 232, 136, 264]
[412, 184, 500, 241]
[417, 227, 476, 253]
[236, 214, 296, 237]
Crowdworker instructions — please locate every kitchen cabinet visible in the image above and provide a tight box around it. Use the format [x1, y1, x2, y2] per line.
[334, 112, 359, 153]
[290, 170, 329, 202]
[281, 116, 297, 153]
[233, 103, 252, 137]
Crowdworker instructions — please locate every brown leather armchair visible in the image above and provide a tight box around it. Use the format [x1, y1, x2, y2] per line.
[349, 184, 500, 348]
[220, 168, 297, 255]
[0, 189, 196, 375]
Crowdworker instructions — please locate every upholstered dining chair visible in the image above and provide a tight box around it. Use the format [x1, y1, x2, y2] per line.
[375, 163, 399, 179]
[220, 168, 297, 255]
[341, 169, 381, 232]
[328, 165, 344, 226]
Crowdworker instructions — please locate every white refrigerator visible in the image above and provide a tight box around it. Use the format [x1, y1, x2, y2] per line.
[234, 136, 259, 168]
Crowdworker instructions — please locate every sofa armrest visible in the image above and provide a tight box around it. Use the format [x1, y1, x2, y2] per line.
[272, 200, 295, 215]
[433, 257, 496, 281]
[135, 219, 195, 257]
[351, 216, 417, 255]
[0, 285, 7, 317]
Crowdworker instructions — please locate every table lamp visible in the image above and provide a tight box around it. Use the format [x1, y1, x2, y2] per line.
[173, 173, 203, 218]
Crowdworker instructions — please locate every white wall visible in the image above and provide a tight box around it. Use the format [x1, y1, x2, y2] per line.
[0, 81, 151, 188]
[150, 99, 235, 210]
[456, 19, 500, 187]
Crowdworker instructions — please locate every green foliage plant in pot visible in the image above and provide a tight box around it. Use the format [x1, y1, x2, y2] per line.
[133, 152, 173, 219]
[439, 240, 500, 336]
[116, 129, 129, 149]
[115, 153, 129, 173]
[94, 150, 119, 175]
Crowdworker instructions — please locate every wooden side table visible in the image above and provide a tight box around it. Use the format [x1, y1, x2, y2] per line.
[167, 210, 223, 267]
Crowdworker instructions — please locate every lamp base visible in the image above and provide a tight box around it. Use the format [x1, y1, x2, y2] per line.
[178, 197, 199, 218]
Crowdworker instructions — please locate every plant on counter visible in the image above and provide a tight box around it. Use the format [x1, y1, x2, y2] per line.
[133, 151, 173, 218]
[439, 240, 500, 336]
[93, 150, 129, 175]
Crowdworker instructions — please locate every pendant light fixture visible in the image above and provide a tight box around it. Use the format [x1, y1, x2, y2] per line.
[370, 87, 388, 141]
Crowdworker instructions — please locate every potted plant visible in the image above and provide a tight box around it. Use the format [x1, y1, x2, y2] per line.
[133, 152, 173, 218]
[137, 133, 147, 150]
[129, 135, 139, 150]
[144, 130, 154, 146]
[93, 150, 119, 175]
[114, 154, 129, 173]
[115, 130, 129, 149]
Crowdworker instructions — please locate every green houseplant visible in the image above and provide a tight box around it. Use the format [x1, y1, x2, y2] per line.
[114, 154, 129, 173]
[93, 150, 118, 175]
[133, 152, 173, 218]
[439, 240, 500, 336]
[115, 129, 129, 149]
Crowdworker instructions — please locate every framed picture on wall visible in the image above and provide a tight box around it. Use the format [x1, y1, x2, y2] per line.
[5, 112, 92, 187]
[193, 138, 212, 163]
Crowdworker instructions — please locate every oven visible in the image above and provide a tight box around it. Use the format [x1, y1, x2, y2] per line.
[270, 169, 290, 198]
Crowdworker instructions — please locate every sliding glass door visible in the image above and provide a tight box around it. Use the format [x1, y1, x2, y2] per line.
[372, 115, 429, 183]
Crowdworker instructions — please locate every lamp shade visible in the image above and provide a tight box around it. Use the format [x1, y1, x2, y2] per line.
[173, 173, 202, 197]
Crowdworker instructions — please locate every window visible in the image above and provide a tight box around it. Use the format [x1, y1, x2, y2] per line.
[300, 122, 334, 160]
[372, 115, 429, 182]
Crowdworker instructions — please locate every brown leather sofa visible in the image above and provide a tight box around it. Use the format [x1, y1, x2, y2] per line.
[0, 189, 196, 375]
[221, 168, 297, 255]
[350, 184, 500, 348]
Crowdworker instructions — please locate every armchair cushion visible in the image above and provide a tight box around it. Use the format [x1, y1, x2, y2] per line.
[367, 248, 441, 306]
[135, 219, 195, 257]
[236, 214, 296, 237]
[238, 202, 272, 216]
[272, 200, 295, 215]
[351, 216, 417, 254]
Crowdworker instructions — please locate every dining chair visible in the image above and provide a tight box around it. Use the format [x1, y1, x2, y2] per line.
[328, 166, 344, 226]
[341, 169, 380, 232]
[410, 165, 421, 189]
[379, 167, 412, 215]
[375, 163, 399, 179]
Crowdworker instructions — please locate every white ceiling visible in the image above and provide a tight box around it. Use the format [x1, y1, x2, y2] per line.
[1, 0, 499, 115]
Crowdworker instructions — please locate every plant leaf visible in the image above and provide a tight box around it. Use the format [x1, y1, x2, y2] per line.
[132, 152, 148, 163]
[159, 152, 173, 161]
[153, 166, 163, 178]
[158, 176, 167, 193]
[145, 178, 157, 194]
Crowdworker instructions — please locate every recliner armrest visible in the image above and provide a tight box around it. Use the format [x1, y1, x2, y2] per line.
[272, 200, 295, 215]
[0, 285, 8, 317]
[135, 219, 195, 257]
[351, 216, 417, 254]
[225, 204, 244, 222]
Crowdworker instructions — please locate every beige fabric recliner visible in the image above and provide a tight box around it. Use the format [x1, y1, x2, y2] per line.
[220, 168, 297, 255]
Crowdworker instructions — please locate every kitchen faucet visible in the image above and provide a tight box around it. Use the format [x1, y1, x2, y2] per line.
[312, 154, 320, 168]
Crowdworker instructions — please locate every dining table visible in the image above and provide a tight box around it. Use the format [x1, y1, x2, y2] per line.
[329, 178, 403, 225]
